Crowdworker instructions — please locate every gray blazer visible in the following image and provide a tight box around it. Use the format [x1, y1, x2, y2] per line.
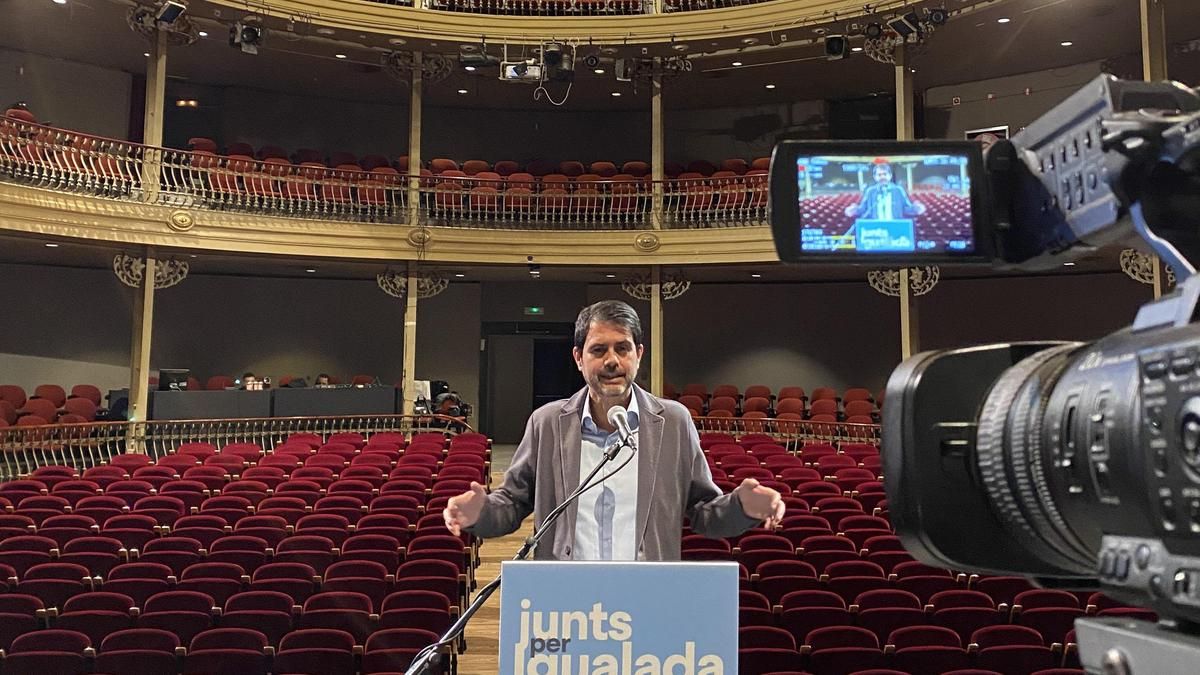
[469, 385, 759, 560]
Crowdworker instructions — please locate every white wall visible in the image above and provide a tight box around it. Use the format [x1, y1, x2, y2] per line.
[923, 61, 1105, 140]
[0, 47, 132, 139]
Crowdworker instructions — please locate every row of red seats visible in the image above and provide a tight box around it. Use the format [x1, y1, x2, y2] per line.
[184, 136, 771, 180]
[0, 625, 448, 675]
[0, 384, 103, 427]
[676, 385, 883, 407]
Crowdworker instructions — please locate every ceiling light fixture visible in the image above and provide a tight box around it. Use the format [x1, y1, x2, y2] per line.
[316, 27, 336, 35]
[851, 47, 863, 52]
[997, 17, 1010, 23]
[731, 61, 743, 66]
[1060, 41, 1073, 46]
[143, 52, 150, 57]
[457, 89, 468, 94]
[455, 273, 465, 278]
[611, 91, 621, 97]
[335, 53, 347, 59]
[1063, 262, 1076, 266]
[464, 65, 476, 71]
[593, 68, 605, 74]
[751, 273, 762, 278]
[305, 268, 317, 273]
[52, 0, 67, 4]
[765, 84, 776, 89]
[605, 273, 616, 278]
[44, 242, 60, 248]
[198, 30, 208, 37]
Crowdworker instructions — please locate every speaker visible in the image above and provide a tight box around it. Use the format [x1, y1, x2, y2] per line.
[926, 7, 948, 25]
[824, 35, 850, 60]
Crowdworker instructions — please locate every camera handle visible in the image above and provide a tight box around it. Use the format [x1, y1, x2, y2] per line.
[1076, 616, 1200, 675]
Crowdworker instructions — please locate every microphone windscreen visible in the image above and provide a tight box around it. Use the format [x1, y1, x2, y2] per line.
[607, 405, 628, 429]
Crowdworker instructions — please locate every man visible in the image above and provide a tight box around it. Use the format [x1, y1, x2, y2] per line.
[444, 300, 784, 561]
[844, 162, 926, 221]
[314, 373, 332, 386]
[241, 372, 259, 391]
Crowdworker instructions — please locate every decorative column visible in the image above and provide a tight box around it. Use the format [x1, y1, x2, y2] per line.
[650, 60, 665, 230]
[868, 266, 940, 360]
[377, 267, 449, 415]
[408, 51, 423, 227]
[649, 266, 664, 396]
[1121, 248, 1176, 296]
[1141, 0, 1168, 298]
[622, 269, 690, 395]
[141, 28, 168, 202]
[113, 252, 189, 442]
[894, 46, 915, 141]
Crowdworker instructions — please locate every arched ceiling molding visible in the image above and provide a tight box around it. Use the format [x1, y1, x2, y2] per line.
[0, 181, 777, 265]
[203, 0, 1008, 47]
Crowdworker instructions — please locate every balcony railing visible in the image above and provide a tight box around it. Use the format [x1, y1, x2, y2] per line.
[0, 414, 474, 481]
[692, 416, 880, 449]
[0, 116, 768, 231]
[359, 0, 773, 15]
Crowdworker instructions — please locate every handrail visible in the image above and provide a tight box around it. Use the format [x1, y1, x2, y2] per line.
[0, 116, 767, 231]
[692, 415, 881, 449]
[410, 0, 763, 15]
[0, 414, 474, 482]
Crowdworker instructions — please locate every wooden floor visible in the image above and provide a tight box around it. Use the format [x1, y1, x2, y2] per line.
[457, 457, 529, 674]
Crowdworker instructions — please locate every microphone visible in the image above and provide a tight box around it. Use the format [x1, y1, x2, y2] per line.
[607, 405, 636, 449]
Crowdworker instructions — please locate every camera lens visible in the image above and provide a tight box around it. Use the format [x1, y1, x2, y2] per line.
[974, 342, 1097, 575]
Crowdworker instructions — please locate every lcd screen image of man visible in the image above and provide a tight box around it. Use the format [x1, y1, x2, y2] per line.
[444, 300, 784, 561]
[844, 162, 927, 222]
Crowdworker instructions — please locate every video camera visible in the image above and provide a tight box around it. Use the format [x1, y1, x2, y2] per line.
[770, 75, 1200, 673]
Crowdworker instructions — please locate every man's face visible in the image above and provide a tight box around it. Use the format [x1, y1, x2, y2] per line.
[573, 320, 643, 403]
[874, 165, 892, 184]
[244, 376, 257, 385]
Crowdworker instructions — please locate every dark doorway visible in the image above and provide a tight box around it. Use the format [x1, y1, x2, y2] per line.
[481, 322, 578, 443]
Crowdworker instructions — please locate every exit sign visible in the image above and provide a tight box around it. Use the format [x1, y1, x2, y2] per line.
[523, 306, 544, 316]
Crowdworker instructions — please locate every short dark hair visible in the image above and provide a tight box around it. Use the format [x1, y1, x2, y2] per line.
[574, 300, 643, 350]
[242, 372, 256, 379]
[317, 373, 330, 380]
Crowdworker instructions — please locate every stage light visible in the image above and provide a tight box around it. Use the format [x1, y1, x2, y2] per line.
[888, 11, 923, 39]
[230, 21, 263, 55]
[155, 0, 187, 26]
[864, 22, 884, 39]
[925, 7, 948, 25]
[824, 35, 849, 60]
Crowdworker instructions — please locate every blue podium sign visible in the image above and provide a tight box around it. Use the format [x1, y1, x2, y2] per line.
[498, 561, 739, 675]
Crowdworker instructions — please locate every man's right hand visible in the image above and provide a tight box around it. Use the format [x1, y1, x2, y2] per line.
[444, 482, 488, 535]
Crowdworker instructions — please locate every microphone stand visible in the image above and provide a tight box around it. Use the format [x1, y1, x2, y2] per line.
[404, 432, 636, 675]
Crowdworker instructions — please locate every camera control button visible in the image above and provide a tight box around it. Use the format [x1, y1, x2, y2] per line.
[1160, 493, 1178, 531]
[1136, 544, 1152, 570]
[1143, 358, 1168, 380]
[1115, 552, 1132, 581]
[1100, 550, 1116, 577]
[1172, 354, 1196, 375]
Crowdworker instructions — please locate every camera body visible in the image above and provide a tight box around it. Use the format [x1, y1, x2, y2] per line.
[770, 74, 1200, 656]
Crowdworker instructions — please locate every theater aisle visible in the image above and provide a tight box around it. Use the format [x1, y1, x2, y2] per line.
[459, 444, 526, 675]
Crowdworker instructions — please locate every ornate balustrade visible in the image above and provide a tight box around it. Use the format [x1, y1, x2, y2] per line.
[0, 116, 768, 232]
[0, 414, 473, 481]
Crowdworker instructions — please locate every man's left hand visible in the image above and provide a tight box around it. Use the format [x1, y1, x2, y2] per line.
[734, 478, 786, 529]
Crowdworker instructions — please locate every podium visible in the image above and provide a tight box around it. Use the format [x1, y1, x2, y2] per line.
[498, 561, 739, 674]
